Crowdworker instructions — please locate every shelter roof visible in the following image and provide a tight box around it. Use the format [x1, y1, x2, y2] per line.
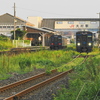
[25, 25, 56, 34]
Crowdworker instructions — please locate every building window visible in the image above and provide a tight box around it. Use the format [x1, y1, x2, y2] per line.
[0, 26, 2, 28]
[16, 26, 19, 28]
[11, 26, 14, 28]
[80, 25, 84, 27]
[90, 21, 97, 24]
[3, 26, 6, 28]
[68, 21, 74, 24]
[76, 25, 79, 27]
[7, 26, 10, 28]
[85, 24, 88, 27]
[56, 21, 63, 24]
[79, 21, 85, 24]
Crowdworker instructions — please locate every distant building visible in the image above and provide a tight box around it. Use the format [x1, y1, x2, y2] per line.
[27, 16, 42, 28]
[1, 13, 100, 46]
[41, 18, 100, 33]
[28, 17, 100, 44]
[27, 17, 100, 34]
[0, 13, 34, 37]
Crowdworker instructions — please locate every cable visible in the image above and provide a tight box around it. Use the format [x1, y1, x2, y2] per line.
[16, 7, 92, 18]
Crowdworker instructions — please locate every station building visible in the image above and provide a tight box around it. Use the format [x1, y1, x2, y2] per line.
[27, 17, 100, 43]
[0, 13, 55, 46]
[28, 17, 100, 34]
[0, 13, 100, 46]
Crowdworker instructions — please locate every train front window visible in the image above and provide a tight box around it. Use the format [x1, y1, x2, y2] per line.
[82, 35, 87, 41]
[51, 38, 54, 42]
[55, 37, 58, 41]
[58, 37, 62, 42]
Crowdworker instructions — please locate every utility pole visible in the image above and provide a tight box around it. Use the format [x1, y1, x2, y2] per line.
[14, 3, 16, 40]
[97, 13, 100, 49]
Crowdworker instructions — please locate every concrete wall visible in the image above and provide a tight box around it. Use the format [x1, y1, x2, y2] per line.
[27, 17, 42, 28]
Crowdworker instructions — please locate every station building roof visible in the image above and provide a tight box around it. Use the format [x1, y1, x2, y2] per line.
[41, 18, 100, 29]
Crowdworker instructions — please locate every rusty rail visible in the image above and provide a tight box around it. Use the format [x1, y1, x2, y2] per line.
[66, 54, 81, 65]
[0, 69, 57, 92]
[4, 69, 73, 100]
[79, 55, 88, 66]
[73, 55, 95, 58]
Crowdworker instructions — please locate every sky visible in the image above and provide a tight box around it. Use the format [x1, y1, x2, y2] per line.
[1, 0, 100, 20]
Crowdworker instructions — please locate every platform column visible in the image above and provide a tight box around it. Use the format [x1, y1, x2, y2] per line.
[42, 33, 45, 47]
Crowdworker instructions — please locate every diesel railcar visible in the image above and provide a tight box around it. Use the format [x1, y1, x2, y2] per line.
[76, 31, 93, 53]
[49, 35, 67, 49]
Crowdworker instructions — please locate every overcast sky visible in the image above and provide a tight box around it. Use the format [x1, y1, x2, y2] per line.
[1, 0, 100, 20]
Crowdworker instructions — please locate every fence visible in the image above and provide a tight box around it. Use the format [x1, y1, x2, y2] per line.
[12, 40, 31, 47]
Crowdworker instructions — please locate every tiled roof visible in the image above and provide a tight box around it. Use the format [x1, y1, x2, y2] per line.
[0, 13, 34, 26]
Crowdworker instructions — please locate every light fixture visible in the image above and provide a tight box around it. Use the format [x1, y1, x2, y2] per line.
[77, 43, 80, 46]
[88, 43, 91, 46]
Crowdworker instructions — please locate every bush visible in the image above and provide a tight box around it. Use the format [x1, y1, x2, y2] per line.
[36, 59, 55, 66]
[19, 58, 31, 71]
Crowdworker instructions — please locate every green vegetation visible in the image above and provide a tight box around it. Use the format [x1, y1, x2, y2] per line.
[11, 28, 26, 40]
[53, 48, 100, 100]
[24, 40, 30, 44]
[0, 44, 76, 80]
[19, 58, 31, 71]
[0, 43, 100, 100]
[0, 35, 14, 51]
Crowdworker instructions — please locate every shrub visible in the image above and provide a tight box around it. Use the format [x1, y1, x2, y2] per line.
[19, 58, 31, 71]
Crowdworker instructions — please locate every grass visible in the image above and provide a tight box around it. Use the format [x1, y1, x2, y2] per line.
[0, 40, 14, 51]
[53, 48, 100, 100]
[0, 44, 77, 80]
[0, 43, 100, 100]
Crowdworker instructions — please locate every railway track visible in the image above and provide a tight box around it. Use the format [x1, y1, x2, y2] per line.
[79, 55, 88, 66]
[0, 46, 49, 55]
[0, 69, 57, 100]
[66, 54, 81, 65]
[0, 53, 95, 100]
[5, 69, 73, 100]
[0, 69, 57, 93]
[0, 69, 73, 100]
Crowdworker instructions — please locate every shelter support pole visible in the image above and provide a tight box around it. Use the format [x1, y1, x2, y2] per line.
[42, 33, 45, 47]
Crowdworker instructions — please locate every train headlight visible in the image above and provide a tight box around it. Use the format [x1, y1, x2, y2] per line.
[88, 43, 91, 46]
[77, 43, 80, 46]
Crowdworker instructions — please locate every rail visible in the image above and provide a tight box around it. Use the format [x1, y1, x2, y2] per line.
[4, 69, 73, 100]
[0, 69, 57, 92]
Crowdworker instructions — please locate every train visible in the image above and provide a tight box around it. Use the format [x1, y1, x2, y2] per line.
[76, 31, 93, 53]
[49, 35, 67, 49]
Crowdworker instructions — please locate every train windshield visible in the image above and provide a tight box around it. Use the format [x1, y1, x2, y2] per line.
[58, 37, 62, 42]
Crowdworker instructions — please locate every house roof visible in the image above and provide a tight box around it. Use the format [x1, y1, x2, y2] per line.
[0, 13, 34, 26]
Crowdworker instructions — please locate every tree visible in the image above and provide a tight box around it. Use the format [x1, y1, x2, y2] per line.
[0, 34, 9, 41]
[11, 28, 26, 40]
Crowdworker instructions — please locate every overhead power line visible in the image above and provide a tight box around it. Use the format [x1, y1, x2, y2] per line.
[16, 7, 93, 18]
